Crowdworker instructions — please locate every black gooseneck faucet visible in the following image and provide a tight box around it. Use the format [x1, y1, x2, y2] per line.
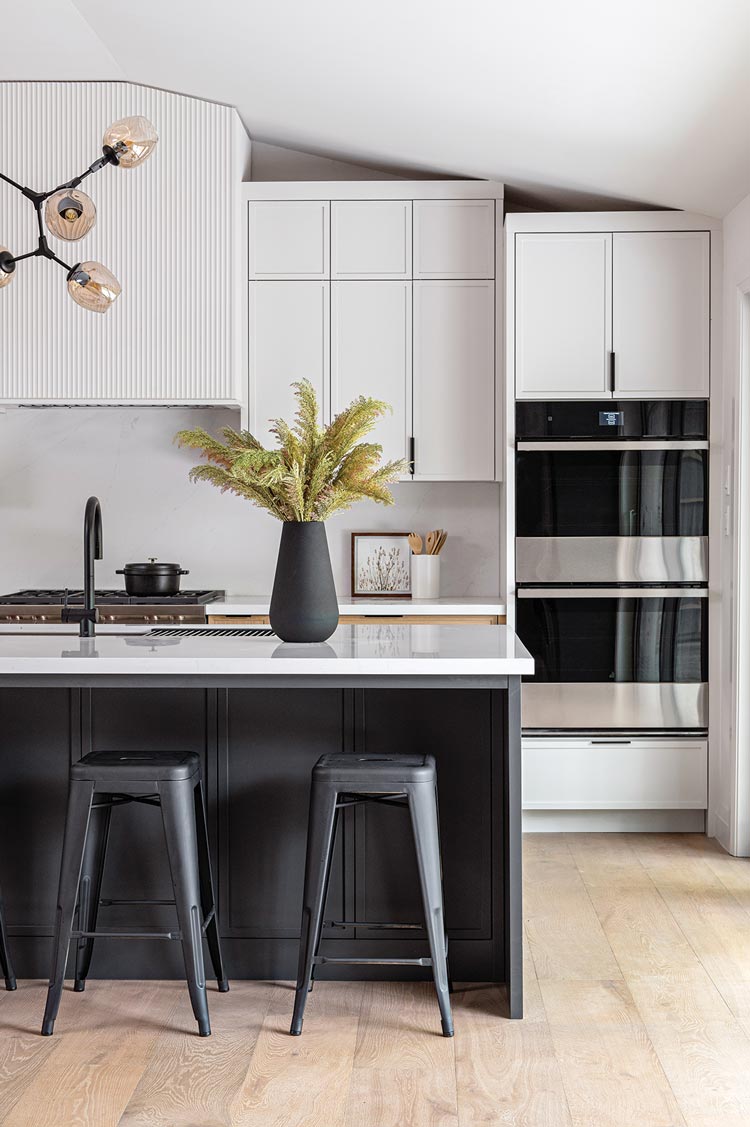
[82, 497, 103, 637]
[62, 497, 102, 637]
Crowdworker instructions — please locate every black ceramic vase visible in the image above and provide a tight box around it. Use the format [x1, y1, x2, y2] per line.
[269, 521, 339, 643]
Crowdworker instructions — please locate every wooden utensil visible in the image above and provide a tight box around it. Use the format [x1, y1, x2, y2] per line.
[435, 529, 447, 555]
[426, 530, 438, 555]
[408, 532, 423, 555]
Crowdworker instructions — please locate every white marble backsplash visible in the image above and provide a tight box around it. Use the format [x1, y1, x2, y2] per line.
[0, 407, 502, 597]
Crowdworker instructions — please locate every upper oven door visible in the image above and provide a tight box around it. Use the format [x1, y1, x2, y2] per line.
[516, 442, 708, 583]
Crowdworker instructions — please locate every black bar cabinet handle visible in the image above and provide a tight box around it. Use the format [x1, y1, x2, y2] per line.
[408, 436, 415, 474]
[609, 351, 616, 394]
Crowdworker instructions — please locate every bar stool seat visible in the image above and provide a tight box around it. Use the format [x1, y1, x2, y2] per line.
[42, 749, 228, 1038]
[70, 750, 202, 782]
[291, 752, 453, 1038]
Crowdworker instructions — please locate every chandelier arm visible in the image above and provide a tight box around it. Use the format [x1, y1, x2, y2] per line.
[34, 199, 45, 240]
[47, 249, 75, 273]
[9, 247, 73, 272]
[43, 153, 115, 199]
[0, 170, 26, 194]
[9, 249, 42, 264]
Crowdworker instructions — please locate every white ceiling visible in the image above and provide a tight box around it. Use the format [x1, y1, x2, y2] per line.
[3, 0, 749, 216]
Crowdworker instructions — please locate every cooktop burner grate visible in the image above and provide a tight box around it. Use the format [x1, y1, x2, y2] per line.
[0, 589, 225, 606]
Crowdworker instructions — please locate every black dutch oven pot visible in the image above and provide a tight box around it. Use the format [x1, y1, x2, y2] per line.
[116, 558, 189, 597]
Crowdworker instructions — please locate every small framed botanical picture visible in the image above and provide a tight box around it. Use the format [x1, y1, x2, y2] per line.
[351, 533, 411, 598]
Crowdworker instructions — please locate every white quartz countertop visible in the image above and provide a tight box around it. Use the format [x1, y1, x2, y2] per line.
[206, 596, 507, 616]
[0, 624, 533, 677]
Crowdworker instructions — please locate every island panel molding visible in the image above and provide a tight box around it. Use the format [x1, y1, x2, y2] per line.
[0, 82, 250, 403]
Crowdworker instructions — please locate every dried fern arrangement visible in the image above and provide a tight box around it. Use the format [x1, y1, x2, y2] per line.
[175, 379, 409, 522]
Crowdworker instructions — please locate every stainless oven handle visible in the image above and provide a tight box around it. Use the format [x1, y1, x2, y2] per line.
[516, 587, 709, 598]
[517, 440, 708, 452]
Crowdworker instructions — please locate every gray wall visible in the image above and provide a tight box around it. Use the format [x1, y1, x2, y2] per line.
[0, 407, 501, 597]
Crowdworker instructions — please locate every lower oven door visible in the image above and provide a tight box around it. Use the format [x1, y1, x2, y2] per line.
[516, 587, 708, 731]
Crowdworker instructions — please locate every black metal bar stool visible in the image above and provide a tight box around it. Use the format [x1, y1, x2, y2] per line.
[42, 750, 228, 1037]
[291, 752, 453, 1038]
[0, 885, 16, 991]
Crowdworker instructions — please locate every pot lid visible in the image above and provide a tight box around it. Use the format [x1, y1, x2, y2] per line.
[120, 559, 184, 573]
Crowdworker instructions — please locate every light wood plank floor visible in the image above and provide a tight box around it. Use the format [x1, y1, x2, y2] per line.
[4, 834, 750, 1125]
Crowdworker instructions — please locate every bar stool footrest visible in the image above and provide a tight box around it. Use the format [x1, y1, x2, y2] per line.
[99, 898, 175, 907]
[324, 920, 423, 930]
[71, 926, 181, 940]
[312, 955, 434, 967]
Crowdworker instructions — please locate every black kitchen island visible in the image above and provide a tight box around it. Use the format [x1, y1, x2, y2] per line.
[0, 624, 531, 1018]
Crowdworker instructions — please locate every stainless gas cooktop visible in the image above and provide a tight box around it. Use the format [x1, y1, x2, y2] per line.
[0, 589, 225, 624]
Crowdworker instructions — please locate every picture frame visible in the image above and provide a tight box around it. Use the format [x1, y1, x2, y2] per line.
[350, 532, 412, 598]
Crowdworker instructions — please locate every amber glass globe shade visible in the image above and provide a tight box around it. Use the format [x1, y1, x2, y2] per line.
[45, 189, 96, 242]
[67, 261, 121, 313]
[102, 116, 158, 168]
[0, 248, 14, 288]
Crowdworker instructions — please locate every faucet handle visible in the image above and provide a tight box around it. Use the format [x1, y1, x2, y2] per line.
[61, 606, 100, 626]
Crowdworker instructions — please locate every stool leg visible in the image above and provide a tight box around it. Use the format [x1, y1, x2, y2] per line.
[433, 783, 453, 995]
[42, 779, 95, 1035]
[290, 781, 338, 1036]
[407, 782, 454, 1037]
[194, 779, 228, 992]
[74, 792, 112, 992]
[159, 779, 211, 1037]
[0, 886, 16, 991]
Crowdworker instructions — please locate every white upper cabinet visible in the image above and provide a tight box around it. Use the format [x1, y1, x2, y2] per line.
[414, 200, 494, 279]
[245, 184, 502, 481]
[515, 232, 612, 400]
[248, 282, 329, 443]
[331, 201, 411, 279]
[512, 223, 711, 400]
[331, 282, 411, 466]
[612, 231, 710, 398]
[413, 281, 495, 480]
[248, 201, 330, 279]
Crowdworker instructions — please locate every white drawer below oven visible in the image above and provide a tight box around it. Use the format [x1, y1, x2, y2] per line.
[522, 737, 707, 810]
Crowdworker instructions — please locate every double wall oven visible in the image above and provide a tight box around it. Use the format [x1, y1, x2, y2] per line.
[515, 400, 708, 733]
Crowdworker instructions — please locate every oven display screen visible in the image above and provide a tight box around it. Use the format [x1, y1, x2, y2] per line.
[599, 411, 624, 426]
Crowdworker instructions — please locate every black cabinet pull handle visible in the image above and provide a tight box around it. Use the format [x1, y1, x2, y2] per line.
[408, 436, 415, 474]
[609, 351, 616, 394]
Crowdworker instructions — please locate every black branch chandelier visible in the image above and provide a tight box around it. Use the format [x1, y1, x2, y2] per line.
[0, 115, 158, 313]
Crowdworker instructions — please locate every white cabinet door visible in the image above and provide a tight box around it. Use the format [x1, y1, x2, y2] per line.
[612, 231, 710, 398]
[248, 201, 329, 279]
[248, 282, 329, 444]
[413, 200, 494, 279]
[331, 282, 411, 466]
[413, 281, 495, 480]
[331, 201, 411, 279]
[515, 232, 612, 399]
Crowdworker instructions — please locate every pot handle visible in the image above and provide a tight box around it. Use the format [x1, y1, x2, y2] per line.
[115, 569, 125, 574]
[180, 569, 190, 575]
